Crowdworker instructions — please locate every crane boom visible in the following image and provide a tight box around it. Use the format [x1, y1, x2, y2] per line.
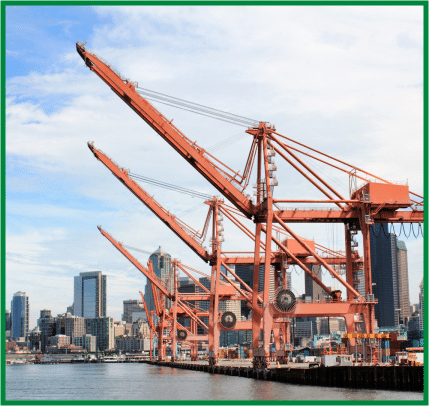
[90, 143, 211, 262]
[77, 42, 254, 218]
[138, 290, 155, 331]
[98, 226, 173, 298]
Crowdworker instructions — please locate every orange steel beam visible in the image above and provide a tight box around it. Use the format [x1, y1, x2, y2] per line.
[272, 301, 374, 318]
[138, 290, 157, 334]
[261, 224, 333, 296]
[99, 226, 173, 298]
[176, 263, 210, 293]
[77, 42, 254, 218]
[272, 130, 423, 200]
[147, 260, 164, 318]
[220, 261, 254, 295]
[178, 263, 229, 286]
[89, 143, 211, 262]
[219, 205, 266, 249]
[269, 142, 345, 210]
[272, 212, 362, 299]
[177, 300, 209, 332]
[271, 135, 348, 204]
[222, 256, 355, 265]
[218, 269, 253, 303]
[272, 209, 423, 223]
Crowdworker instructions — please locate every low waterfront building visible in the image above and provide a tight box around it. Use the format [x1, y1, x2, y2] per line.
[49, 334, 70, 347]
[115, 336, 150, 352]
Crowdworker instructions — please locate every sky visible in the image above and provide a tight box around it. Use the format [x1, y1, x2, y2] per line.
[5, 5, 424, 329]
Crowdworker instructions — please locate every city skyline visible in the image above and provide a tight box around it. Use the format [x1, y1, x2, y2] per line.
[5, 5, 423, 329]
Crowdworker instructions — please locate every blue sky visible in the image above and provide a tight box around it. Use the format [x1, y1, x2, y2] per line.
[5, 5, 424, 328]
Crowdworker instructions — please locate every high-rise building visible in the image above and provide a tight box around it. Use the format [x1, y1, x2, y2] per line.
[11, 291, 29, 340]
[305, 265, 324, 302]
[144, 247, 172, 312]
[5, 310, 11, 332]
[218, 279, 242, 321]
[353, 268, 366, 297]
[74, 271, 106, 318]
[85, 317, 114, 352]
[178, 278, 198, 309]
[123, 299, 144, 323]
[65, 316, 85, 340]
[370, 223, 411, 327]
[28, 326, 41, 351]
[419, 279, 424, 330]
[38, 309, 56, 353]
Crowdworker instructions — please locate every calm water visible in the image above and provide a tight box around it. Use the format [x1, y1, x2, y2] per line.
[6, 363, 423, 401]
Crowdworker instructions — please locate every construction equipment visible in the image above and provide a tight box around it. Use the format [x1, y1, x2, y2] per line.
[78, 42, 423, 369]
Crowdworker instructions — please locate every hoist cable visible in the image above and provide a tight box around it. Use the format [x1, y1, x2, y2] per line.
[137, 86, 258, 124]
[381, 224, 390, 239]
[411, 223, 418, 239]
[123, 244, 153, 256]
[398, 223, 403, 237]
[371, 225, 380, 238]
[137, 88, 259, 127]
[129, 173, 212, 200]
[140, 95, 252, 127]
[206, 132, 250, 153]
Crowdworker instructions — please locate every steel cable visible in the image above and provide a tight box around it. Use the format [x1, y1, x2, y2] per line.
[411, 223, 418, 239]
[371, 225, 380, 238]
[403, 223, 412, 239]
[398, 223, 403, 237]
[206, 131, 250, 153]
[129, 173, 212, 200]
[381, 224, 390, 238]
[139, 94, 252, 127]
[137, 88, 259, 127]
[137, 87, 258, 124]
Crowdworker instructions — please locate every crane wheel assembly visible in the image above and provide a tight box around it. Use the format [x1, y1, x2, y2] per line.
[220, 311, 237, 329]
[274, 289, 296, 312]
[177, 330, 188, 341]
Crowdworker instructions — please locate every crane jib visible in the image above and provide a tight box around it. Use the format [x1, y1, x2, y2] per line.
[76, 42, 254, 218]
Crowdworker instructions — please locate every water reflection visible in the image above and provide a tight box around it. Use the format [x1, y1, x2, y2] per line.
[6, 364, 423, 401]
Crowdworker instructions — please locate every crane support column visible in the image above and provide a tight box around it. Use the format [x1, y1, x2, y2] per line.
[171, 262, 178, 362]
[345, 225, 354, 300]
[208, 201, 221, 366]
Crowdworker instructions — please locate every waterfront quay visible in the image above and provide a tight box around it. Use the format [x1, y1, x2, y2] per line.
[145, 359, 423, 392]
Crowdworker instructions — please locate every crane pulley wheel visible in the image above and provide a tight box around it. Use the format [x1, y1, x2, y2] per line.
[220, 311, 237, 329]
[275, 289, 296, 312]
[177, 330, 188, 341]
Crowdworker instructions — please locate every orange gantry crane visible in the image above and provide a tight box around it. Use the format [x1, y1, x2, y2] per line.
[99, 226, 213, 361]
[88, 142, 369, 363]
[77, 42, 423, 368]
